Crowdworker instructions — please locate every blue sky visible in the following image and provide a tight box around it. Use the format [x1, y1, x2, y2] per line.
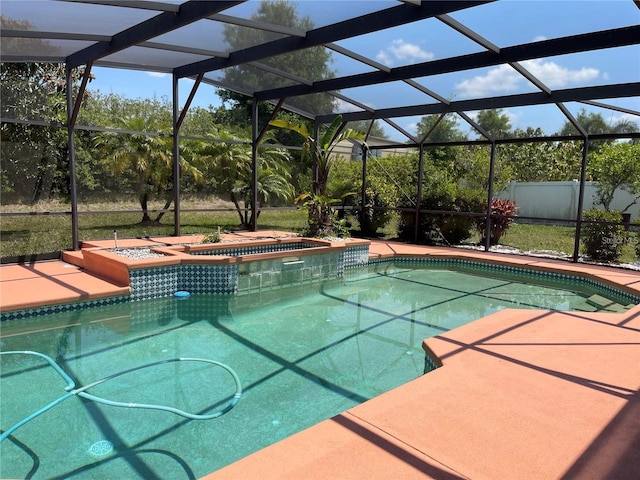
[85, 0, 640, 141]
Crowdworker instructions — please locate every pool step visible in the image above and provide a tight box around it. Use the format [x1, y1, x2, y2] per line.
[584, 294, 635, 313]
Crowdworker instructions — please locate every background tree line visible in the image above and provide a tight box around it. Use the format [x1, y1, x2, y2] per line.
[2, 0, 638, 236]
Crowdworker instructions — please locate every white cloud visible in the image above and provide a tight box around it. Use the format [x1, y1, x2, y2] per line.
[146, 71, 168, 78]
[455, 64, 521, 97]
[334, 98, 372, 113]
[376, 39, 433, 66]
[533, 35, 547, 42]
[520, 59, 599, 88]
[455, 59, 600, 98]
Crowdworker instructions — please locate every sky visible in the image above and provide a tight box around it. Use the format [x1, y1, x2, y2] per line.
[78, 0, 640, 142]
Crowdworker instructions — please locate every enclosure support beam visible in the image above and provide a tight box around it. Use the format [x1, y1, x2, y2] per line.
[313, 120, 320, 194]
[256, 97, 286, 146]
[69, 62, 93, 128]
[176, 73, 203, 131]
[66, 66, 80, 250]
[573, 138, 590, 262]
[360, 146, 368, 232]
[172, 74, 181, 236]
[414, 144, 425, 244]
[484, 142, 497, 251]
[250, 98, 259, 231]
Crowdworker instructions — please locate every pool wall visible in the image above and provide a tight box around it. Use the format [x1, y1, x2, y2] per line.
[81, 238, 370, 301]
[376, 256, 640, 307]
[3, 239, 638, 322]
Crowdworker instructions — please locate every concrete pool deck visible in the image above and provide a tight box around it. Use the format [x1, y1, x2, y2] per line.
[1, 236, 639, 479]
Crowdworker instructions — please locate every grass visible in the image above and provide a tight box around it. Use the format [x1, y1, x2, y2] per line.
[1, 202, 637, 264]
[0, 199, 307, 258]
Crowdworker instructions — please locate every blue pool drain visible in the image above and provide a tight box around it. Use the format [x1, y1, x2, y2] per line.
[174, 291, 191, 298]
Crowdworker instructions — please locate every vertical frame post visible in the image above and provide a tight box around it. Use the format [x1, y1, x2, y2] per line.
[484, 142, 497, 251]
[572, 137, 589, 262]
[250, 98, 259, 231]
[360, 145, 368, 233]
[65, 66, 80, 250]
[172, 74, 181, 236]
[415, 144, 425, 244]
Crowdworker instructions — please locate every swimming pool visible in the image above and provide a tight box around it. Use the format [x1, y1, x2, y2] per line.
[1, 260, 637, 479]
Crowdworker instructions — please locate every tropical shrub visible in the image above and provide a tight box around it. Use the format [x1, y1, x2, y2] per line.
[476, 198, 518, 245]
[398, 179, 483, 245]
[581, 209, 627, 262]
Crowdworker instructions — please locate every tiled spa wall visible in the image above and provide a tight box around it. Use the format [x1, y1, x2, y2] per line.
[129, 244, 370, 300]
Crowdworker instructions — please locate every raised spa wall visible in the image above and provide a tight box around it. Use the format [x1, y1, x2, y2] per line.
[79, 238, 370, 301]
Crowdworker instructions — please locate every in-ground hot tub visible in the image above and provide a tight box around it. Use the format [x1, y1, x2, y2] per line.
[79, 237, 371, 299]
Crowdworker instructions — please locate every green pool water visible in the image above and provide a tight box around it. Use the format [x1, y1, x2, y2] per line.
[1, 261, 636, 479]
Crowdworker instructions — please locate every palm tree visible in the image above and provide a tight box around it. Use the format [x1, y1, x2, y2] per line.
[269, 115, 364, 236]
[198, 131, 294, 227]
[95, 115, 202, 225]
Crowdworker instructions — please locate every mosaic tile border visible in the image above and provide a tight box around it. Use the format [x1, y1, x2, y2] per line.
[370, 257, 640, 305]
[191, 242, 316, 256]
[0, 295, 130, 322]
[7, 247, 636, 322]
[424, 354, 440, 374]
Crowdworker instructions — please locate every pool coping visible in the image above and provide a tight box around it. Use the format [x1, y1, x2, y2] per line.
[1, 237, 639, 479]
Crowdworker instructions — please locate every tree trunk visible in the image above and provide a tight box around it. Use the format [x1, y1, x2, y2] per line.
[139, 192, 153, 224]
[230, 192, 245, 226]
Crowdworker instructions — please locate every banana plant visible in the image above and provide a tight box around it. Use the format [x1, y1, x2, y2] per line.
[269, 115, 364, 236]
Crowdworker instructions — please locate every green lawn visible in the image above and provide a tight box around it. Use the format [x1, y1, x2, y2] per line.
[1, 203, 637, 265]
[0, 199, 307, 258]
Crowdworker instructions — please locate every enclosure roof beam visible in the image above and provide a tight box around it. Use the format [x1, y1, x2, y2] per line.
[255, 25, 640, 101]
[317, 82, 640, 123]
[175, 1, 488, 78]
[66, 0, 245, 69]
[578, 100, 640, 117]
[59, 0, 180, 13]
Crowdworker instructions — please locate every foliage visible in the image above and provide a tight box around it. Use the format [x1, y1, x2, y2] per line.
[202, 230, 221, 243]
[330, 155, 415, 236]
[499, 133, 583, 182]
[475, 109, 512, 139]
[558, 109, 638, 137]
[217, 0, 335, 127]
[295, 193, 343, 237]
[581, 209, 628, 262]
[93, 114, 203, 224]
[270, 115, 364, 236]
[398, 169, 484, 245]
[1, 57, 93, 204]
[476, 198, 518, 246]
[455, 145, 514, 193]
[198, 131, 294, 227]
[587, 142, 640, 212]
[416, 113, 468, 143]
